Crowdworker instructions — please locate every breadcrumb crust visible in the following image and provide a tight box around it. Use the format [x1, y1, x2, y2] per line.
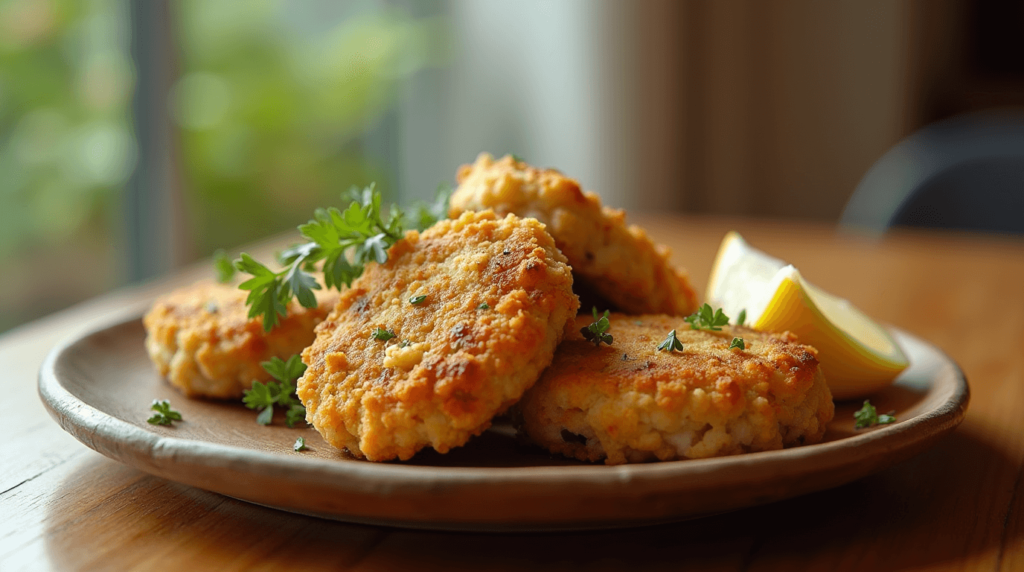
[298, 211, 579, 461]
[144, 281, 337, 399]
[450, 153, 699, 316]
[517, 314, 835, 464]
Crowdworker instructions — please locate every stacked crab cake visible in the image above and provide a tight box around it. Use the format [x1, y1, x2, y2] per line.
[144, 281, 339, 399]
[450, 153, 699, 316]
[143, 154, 835, 465]
[297, 210, 579, 461]
[516, 314, 835, 465]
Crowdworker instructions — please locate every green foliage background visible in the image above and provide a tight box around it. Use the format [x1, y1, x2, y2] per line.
[0, 0, 446, 332]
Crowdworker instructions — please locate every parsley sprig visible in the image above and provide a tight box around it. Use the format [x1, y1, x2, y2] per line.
[684, 303, 731, 331]
[147, 400, 182, 426]
[581, 307, 613, 347]
[232, 185, 451, 332]
[233, 185, 404, 331]
[854, 400, 896, 429]
[657, 330, 684, 352]
[242, 355, 307, 427]
[729, 337, 745, 350]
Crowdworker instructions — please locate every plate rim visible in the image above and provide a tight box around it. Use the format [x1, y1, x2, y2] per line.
[37, 311, 970, 528]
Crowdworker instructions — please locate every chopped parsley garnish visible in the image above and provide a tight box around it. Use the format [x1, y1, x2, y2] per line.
[684, 303, 730, 331]
[242, 355, 307, 427]
[478, 302, 490, 310]
[657, 330, 684, 352]
[293, 437, 308, 452]
[728, 337, 745, 350]
[409, 295, 427, 305]
[233, 185, 434, 332]
[581, 307, 613, 347]
[147, 400, 182, 426]
[372, 327, 396, 341]
[736, 309, 747, 327]
[853, 400, 896, 429]
[213, 249, 235, 283]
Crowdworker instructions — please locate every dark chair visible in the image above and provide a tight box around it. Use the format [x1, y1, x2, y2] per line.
[840, 110, 1024, 235]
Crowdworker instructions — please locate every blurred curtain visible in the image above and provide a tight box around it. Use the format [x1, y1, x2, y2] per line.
[396, 0, 915, 220]
[393, 0, 688, 210]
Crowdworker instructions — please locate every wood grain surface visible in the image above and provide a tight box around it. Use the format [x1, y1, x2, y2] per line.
[2, 216, 1023, 571]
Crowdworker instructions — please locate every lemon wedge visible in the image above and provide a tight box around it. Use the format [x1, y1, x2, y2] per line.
[706, 231, 908, 400]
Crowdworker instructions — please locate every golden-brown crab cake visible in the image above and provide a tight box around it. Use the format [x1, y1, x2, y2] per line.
[144, 281, 338, 399]
[517, 314, 834, 465]
[298, 210, 579, 462]
[450, 153, 699, 316]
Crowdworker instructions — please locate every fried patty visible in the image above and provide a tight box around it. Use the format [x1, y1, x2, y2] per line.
[450, 153, 698, 316]
[144, 281, 338, 399]
[516, 314, 834, 465]
[297, 210, 579, 462]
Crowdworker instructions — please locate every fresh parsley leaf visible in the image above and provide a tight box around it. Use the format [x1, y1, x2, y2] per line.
[657, 330, 684, 352]
[243, 380, 277, 425]
[372, 327, 396, 341]
[729, 337, 745, 350]
[684, 303, 730, 331]
[234, 253, 291, 331]
[478, 302, 490, 310]
[256, 405, 275, 426]
[736, 309, 747, 327]
[234, 184, 418, 331]
[581, 307, 613, 347]
[285, 405, 307, 429]
[242, 381, 274, 409]
[294, 436, 308, 452]
[213, 249, 235, 283]
[242, 355, 307, 427]
[853, 400, 897, 429]
[262, 355, 306, 385]
[409, 295, 427, 305]
[147, 400, 182, 426]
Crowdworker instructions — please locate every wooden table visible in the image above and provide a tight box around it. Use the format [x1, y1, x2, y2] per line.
[2, 216, 1023, 571]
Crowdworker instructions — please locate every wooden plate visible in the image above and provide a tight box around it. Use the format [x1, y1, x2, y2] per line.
[38, 312, 968, 531]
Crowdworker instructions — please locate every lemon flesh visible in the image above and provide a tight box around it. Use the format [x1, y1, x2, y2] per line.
[706, 232, 908, 400]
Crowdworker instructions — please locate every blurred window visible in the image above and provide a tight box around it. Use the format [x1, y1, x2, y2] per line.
[0, 0, 445, 334]
[0, 0, 133, 332]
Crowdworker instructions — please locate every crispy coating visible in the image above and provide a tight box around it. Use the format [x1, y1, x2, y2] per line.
[517, 314, 834, 465]
[143, 281, 338, 399]
[450, 153, 699, 316]
[298, 211, 579, 462]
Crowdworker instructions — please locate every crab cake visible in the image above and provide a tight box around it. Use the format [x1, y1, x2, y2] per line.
[298, 210, 579, 462]
[517, 314, 834, 465]
[450, 153, 699, 316]
[144, 281, 338, 399]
